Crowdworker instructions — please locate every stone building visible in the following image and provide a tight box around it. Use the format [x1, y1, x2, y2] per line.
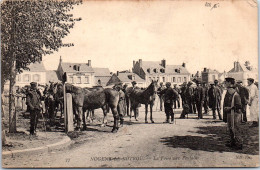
[201, 68, 219, 83]
[93, 68, 112, 86]
[132, 59, 190, 86]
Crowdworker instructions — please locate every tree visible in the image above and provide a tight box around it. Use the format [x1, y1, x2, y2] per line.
[1, 0, 82, 132]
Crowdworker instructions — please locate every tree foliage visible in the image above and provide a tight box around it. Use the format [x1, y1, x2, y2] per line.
[1, 0, 82, 86]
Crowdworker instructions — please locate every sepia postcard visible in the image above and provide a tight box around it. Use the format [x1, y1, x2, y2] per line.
[1, 0, 259, 168]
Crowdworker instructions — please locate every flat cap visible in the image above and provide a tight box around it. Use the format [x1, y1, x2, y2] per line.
[30, 82, 37, 86]
[131, 81, 137, 85]
[225, 77, 235, 82]
[236, 80, 243, 84]
[247, 78, 254, 82]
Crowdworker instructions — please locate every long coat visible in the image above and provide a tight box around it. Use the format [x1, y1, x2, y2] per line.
[248, 83, 259, 121]
[208, 86, 222, 110]
[26, 89, 42, 111]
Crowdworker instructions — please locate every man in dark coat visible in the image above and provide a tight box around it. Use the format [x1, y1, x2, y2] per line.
[157, 82, 165, 111]
[180, 82, 187, 106]
[202, 82, 209, 115]
[236, 80, 249, 123]
[194, 80, 205, 119]
[26, 82, 42, 135]
[223, 77, 243, 149]
[185, 81, 194, 114]
[173, 84, 180, 109]
[208, 81, 222, 120]
[159, 82, 178, 124]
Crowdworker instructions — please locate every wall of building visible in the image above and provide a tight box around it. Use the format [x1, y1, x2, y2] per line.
[228, 71, 258, 85]
[145, 74, 190, 86]
[15, 71, 46, 87]
[65, 72, 95, 87]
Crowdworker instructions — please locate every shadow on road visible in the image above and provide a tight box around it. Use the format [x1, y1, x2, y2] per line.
[160, 124, 259, 155]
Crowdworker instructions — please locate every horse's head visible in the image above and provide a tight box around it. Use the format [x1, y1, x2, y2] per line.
[147, 80, 158, 95]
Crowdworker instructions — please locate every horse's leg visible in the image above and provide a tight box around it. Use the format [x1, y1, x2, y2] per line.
[145, 104, 148, 123]
[111, 106, 119, 133]
[101, 107, 108, 127]
[91, 110, 95, 122]
[82, 110, 87, 130]
[150, 104, 154, 123]
[76, 106, 83, 131]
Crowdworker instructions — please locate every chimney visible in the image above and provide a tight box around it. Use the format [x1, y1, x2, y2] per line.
[234, 61, 237, 71]
[182, 62, 186, 68]
[59, 56, 62, 63]
[204, 68, 207, 72]
[139, 59, 142, 67]
[133, 60, 135, 67]
[117, 71, 119, 76]
[88, 60, 91, 67]
[161, 59, 166, 68]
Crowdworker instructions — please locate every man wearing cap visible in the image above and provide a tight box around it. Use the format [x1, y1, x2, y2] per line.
[173, 84, 180, 109]
[208, 81, 222, 120]
[202, 82, 209, 115]
[115, 83, 126, 126]
[180, 82, 187, 106]
[157, 82, 165, 111]
[194, 80, 205, 119]
[247, 78, 259, 127]
[223, 77, 243, 149]
[236, 80, 249, 123]
[185, 81, 194, 114]
[159, 82, 178, 124]
[26, 82, 42, 135]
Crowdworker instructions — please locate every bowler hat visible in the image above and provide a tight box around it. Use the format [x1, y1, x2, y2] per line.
[236, 80, 243, 84]
[214, 80, 218, 83]
[132, 81, 137, 85]
[247, 78, 254, 82]
[30, 82, 37, 86]
[225, 77, 235, 83]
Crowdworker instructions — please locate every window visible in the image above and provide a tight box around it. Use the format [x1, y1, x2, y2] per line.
[162, 77, 165, 82]
[184, 77, 187, 82]
[147, 69, 150, 73]
[77, 77, 81, 84]
[33, 74, 40, 82]
[178, 77, 181, 83]
[212, 75, 215, 80]
[16, 75, 21, 82]
[172, 77, 176, 82]
[153, 69, 157, 73]
[23, 74, 30, 82]
[69, 76, 74, 83]
[84, 76, 89, 84]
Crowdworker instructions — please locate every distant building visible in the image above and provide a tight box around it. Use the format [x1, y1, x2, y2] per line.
[227, 61, 258, 85]
[132, 59, 190, 86]
[57, 57, 95, 87]
[201, 68, 219, 83]
[15, 62, 47, 87]
[191, 71, 202, 82]
[106, 71, 146, 88]
[93, 67, 112, 86]
[46, 70, 61, 83]
[218, 71, 228, 83]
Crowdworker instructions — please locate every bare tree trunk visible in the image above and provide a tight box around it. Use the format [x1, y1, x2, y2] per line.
[9, 60, 16, 133]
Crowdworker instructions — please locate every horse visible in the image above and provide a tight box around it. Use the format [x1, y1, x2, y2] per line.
[65, 83, 120, 132]
[128, 80, 158, 123]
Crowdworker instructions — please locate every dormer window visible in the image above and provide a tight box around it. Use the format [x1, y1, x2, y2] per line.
[160, 68, 165, 73]
[153, 68, 158, 73]
[73, 65, 80, 71]
[147, 68, 150, 73]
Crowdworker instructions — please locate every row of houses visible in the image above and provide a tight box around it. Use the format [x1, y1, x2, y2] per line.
[10, 57, 258, 90]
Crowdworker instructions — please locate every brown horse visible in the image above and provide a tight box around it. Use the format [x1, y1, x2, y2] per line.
[128, 80, 158, 123]
[65, 83, 120, 132]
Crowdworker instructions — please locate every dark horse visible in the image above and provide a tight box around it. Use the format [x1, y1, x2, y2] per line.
[65, 83, 120, 132]
[128, 80, 158, 123]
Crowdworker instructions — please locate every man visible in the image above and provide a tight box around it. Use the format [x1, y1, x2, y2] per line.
[26, 82, 42, 135]
[236, 80, 249, 123]
[157, 82, 165, 111]
[223, 77, 243, 149]
[208, 81, 222, 120]
[194, 80, 205, 119]
[247, 78, 259, 127]
[159, 82, 178, 124]
[185, 81, 194, 114]
[202, 82, 209, 115]
[173, 84, 180, 109]
[180, 82, 187, 106]
[131, 81, 140, 120]
[115, 83, 126, 126]
[122, 84, 130, 116]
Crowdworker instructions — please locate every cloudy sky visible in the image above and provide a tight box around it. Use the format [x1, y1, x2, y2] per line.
[42, 0, 258, 74]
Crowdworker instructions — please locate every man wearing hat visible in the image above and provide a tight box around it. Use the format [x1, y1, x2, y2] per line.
[180, 82, 187, 106]
[194, 80, 205, 119]
[173, 84, 180, 109]
[157, 82, 165, 111]
[236, 80, 249, 123]
[208, 81, 222, 120]
[202, 82, 209, 115]
[185, 81, 194, 114]
[223, 77, 243, 149]
[159, 82, 178, 124]
[26, 82, 42, 135]
[115, 82, 126, 126]
[247, 78, 259, 127]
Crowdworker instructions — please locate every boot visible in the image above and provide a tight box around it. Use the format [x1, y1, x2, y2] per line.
[163, 119, 170, 123]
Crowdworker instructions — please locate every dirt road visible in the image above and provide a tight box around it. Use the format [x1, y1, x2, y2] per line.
[2, 107, 259, 168]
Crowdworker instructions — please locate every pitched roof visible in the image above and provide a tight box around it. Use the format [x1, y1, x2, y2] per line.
[165, 65, 190, 75]
[46, 70, 61, 83]
[228, 61, 257, 73]
[95, 77, 111, 86]
[27, 62, 46, 72]
[117, 73, 145, 82]
[93, 68, 111, 77]
[202, 68, 219, 74]
[61, 62, 94, 73]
